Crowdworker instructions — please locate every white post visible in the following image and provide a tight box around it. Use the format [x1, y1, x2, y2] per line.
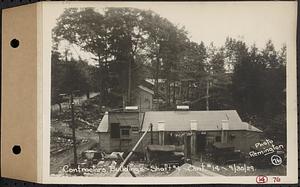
[190, 120, 198, 155]
[158, 121, 165, 145]
[221, 120, 229, 143]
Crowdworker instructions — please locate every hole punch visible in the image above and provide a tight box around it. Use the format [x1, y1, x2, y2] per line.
[12, 145, 21, 155]
[10, 39, 19, 48]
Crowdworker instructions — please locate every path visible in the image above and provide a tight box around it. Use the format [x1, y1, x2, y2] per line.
[50, 132, 98, 174]
[51, 92, 99, 112]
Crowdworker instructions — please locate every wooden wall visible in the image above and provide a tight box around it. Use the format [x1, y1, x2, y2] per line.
[227, 131, 262, 153]
[98, 112, 141, 153]
[204, 130, 261, 153]
[133, 88, 153, 111]
[98, 128, 261, 155]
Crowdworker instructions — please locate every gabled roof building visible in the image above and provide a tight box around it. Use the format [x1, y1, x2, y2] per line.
[97, 110, 262, 157]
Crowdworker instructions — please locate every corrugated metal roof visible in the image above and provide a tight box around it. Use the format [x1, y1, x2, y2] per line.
[141, 110, 262, 132]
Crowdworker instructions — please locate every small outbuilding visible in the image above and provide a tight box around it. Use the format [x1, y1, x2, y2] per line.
[132, 85, 154, 112]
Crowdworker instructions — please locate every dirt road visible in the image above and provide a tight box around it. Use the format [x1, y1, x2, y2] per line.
[50, 134, 98, 174]
[51, 92, 99, 112]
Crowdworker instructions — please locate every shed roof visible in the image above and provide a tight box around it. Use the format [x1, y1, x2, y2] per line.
[97, 112, 109, 132]
[141, 110, 262, 132]
[138, 85, 154, 95]
[96, 111, 144, 132]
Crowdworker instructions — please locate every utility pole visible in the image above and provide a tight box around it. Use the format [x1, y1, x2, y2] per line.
[65, 50, 77, 167]
[65, 48, 78, 168]
[70, 93, 78, 167]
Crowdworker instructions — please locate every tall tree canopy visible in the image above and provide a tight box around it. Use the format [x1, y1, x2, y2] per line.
[53, 7, 190, 106]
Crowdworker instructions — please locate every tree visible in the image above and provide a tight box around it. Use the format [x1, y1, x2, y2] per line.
[53, 8, 109, 106]
[158, 27, 188, 106]
[51, 49, 94, 113]
[232, 45, 265, 117]
[51, 51, 65, 113]
[179, 41, 207, 108]
[138, 11, 190, 107]
[231, 39, 287, 143]
[139, 10, 174, 99]
[261, 41, 286, 116]
[224, 37, 249, 71]
[104, 7, 150, 105]
[203, 43, 232, 110]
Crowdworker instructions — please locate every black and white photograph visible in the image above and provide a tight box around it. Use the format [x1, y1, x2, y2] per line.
[45, 1, 297, 182]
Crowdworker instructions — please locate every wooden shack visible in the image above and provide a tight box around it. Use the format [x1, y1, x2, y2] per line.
[96, 111, 144, 152]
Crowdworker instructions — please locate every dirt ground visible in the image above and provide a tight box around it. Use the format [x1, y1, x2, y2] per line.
[50, 121, 99, 174]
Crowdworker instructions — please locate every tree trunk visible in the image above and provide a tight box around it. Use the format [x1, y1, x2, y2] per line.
[99, 66, 104, 106]
[86, 90, 90, 99]
[58, 103, 62, 113]
[206, 80, 209, 111]
[179, 81, 183, 102]
[186, 81, 190, 101]
[173, 81, 176, 105]
[155, 57, 159, 99]
[127, 56, 133, 105]
[167, 80, 171, 105]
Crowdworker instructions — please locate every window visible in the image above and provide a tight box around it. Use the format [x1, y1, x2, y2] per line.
[120, 127, 131, 140]
[121, 129, 130, 136]
[230, 134, 236, 140]
[120, 126, 131, 137]
[216, 136, 221, 142]
[132, 127, 139, 133]
[111, 123, 120, 138]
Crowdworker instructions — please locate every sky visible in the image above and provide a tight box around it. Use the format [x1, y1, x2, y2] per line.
[44, 1, 297, 63]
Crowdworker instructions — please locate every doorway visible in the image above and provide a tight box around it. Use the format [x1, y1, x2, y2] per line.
[196, 133, 206, 153]
[186, 136, 191, 158]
